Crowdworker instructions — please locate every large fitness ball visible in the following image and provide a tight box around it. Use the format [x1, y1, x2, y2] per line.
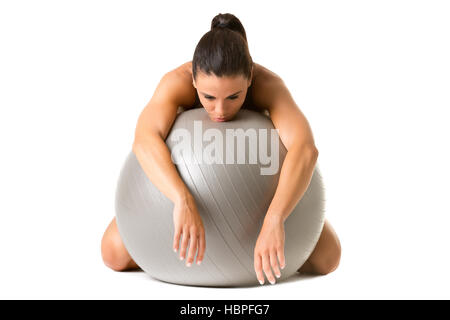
[115, 108, 325, 287]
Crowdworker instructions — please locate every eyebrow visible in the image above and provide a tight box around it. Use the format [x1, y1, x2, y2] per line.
[200, 90, 242, 98]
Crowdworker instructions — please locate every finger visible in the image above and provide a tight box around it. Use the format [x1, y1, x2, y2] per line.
[262, 253, 276, 285]
[254, 254, 265, 285]
[179, 226, 189, 261]
[186, 229, 198, 267]
[270, 250, 281, 278]
[196, 230, 206, 265]
[277, 247, 286, 270]
[173, 227, 181, 253]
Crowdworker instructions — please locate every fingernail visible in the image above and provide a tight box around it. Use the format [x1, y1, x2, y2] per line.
[270, 279, 276, 285]
[276, 273, 281, 278]
[281, 265, 285, 270]
[259, 279, 264, 285]
[174, 248, 177, 252]
[179, 256, 184, 260]
[186, 262, 192, 267]
[197, 260, 202, 265]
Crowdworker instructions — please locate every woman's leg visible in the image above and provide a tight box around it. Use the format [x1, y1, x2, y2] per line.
[297, 219, 341, 275]
[101, 217, 141, 271]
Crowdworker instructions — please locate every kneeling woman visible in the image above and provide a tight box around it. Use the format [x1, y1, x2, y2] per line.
[101, 13, 341, 285]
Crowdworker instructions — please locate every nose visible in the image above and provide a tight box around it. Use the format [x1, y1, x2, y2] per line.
[215, 101, 226, 117]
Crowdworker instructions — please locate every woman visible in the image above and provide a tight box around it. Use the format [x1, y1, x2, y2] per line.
[101, 13, 341, 285]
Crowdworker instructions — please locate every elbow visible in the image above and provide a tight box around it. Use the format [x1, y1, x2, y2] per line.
[132, 136, 143, 154]
[132, 130, 142, 153]
[132, 138, 146, 154]
[301, 144, 319, 164]
[132, 141, 139, 154]
[132, 132, 162, 154]
[311, 145, 319, 160]
[288, 143, 318, 165]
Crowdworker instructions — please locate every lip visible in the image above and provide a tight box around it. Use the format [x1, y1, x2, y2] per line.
[213, 117, 227, 122]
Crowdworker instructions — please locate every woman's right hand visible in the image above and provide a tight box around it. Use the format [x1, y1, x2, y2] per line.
[172, 194, 206, 266]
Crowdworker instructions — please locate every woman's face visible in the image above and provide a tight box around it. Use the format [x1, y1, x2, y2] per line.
[193, 71, 252, 122]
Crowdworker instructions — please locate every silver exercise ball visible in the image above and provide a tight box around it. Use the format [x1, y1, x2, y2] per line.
[115, 108, 325, 287]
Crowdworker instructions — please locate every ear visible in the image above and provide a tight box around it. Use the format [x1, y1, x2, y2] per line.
[248, 67, 253, 87]
[192, 76, 197, 89]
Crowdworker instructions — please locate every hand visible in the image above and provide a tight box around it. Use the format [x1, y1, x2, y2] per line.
[254, 215, 286, 285]
[172, 194, 206, 266]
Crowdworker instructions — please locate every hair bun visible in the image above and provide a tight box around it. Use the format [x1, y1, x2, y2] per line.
[213, 22, 228, 29]
[210, 13, 248, 41]
[211, 13, 237, 30]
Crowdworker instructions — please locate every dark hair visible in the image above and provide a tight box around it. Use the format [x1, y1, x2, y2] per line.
[192, 13, 253, 81]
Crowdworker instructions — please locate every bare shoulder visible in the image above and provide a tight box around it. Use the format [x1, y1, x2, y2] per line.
[253, 63, 282, 82]
[162, 61, 196, 107]
[251, 63, 284, 110]
[165, 61, 283, 110]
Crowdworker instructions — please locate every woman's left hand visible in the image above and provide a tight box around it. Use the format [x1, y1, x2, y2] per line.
[254, 214, 286, 285]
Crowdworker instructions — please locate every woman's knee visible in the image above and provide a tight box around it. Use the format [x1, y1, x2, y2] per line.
[315, 238, 341, 275]
[101, 224, 131, 271]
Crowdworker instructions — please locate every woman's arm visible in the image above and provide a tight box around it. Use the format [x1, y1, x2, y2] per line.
[265, 91, 318, 221]
[266, 143, 318, 221]
[254, 76, 319, 221]
[133, 72, 192, 203]
[252, 76, 319, 284]
[132, 71, 205, 265]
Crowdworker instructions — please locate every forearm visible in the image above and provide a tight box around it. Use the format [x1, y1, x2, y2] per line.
[265, 144, 318, 223]
[132, 135, 192, 204]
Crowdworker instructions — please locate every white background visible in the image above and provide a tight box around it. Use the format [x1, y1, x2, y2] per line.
[1, 0, 449, 299]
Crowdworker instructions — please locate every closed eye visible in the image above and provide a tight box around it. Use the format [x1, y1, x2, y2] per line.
[205, 96, 239, 100]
